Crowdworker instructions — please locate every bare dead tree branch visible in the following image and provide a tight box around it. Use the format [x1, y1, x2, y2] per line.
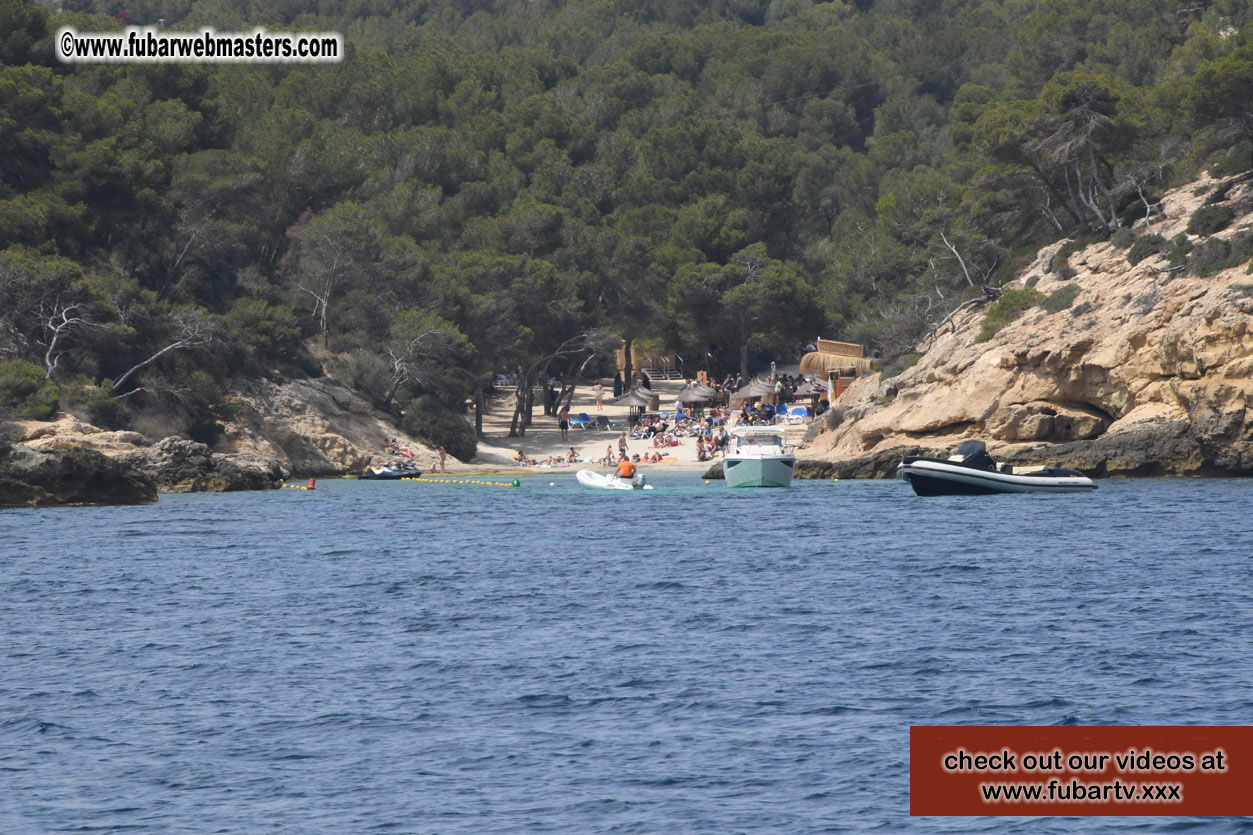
[111, 313, 215, 393]
[38, 301, 100, 379]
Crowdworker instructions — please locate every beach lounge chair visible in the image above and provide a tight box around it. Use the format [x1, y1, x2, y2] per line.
[595, 415, 618, 430]
[570, 413, 591, 429]
[787, 406, 808, 424]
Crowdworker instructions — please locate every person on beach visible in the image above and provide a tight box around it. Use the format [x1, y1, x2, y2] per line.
[593, 382, 604, 410]
[436, 446, 446, 473]
[568, 447, 578, 462]
[617, 430, 628, 458]
[558, 404, 570, 441]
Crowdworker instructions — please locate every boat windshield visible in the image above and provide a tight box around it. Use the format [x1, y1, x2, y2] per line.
[737, 433, 784, 447]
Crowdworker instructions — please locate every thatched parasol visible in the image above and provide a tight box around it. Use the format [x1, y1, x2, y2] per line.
[792, 379, 819, 397]
[614, 388, 652, 407]
[799, 351, 876, 377]
[614, 386, 653, 422]
[730, 377, 774, 400]
[686, 382, 717, 396]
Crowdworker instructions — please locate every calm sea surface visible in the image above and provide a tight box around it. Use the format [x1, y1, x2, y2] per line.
[2, 475, 1252, 833]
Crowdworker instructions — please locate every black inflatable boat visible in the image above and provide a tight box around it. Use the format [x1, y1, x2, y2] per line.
[897, 440, 1097, 496]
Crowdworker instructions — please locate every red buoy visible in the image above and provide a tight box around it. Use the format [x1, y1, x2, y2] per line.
[307, 478, 316, 490]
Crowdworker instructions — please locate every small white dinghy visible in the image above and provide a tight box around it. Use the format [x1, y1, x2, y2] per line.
[576, 470, 653, 490]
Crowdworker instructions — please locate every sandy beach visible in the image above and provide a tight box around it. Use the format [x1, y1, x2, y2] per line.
[461, 378, 810, 477]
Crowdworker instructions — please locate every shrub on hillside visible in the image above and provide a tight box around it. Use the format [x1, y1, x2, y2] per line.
[1210, 143, 1253, 179]
[61, 378, 121, 427]
[1049, 240, 1084, 277]
[977, 287, 1045, 343]
[1042, 284, 1082, 314]
[879, 353, 920, 379]
[1188, 230, 1253, 277]
[1127, 234, 1166, 265]
[0, 360, 59, 420]
[224, 299, 302, 369]
[334, 350, 392, 408]
[1166, 234, 1194, 269]
[1187, 205, 1235, 236]
[1110, 227, 1136, 249]
[402, 395, 476, 462]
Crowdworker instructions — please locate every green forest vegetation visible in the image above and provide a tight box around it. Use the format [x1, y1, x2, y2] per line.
[3, 0, 1253, 454]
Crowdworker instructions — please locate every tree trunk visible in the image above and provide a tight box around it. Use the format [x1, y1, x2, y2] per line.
[621, 335, 633, 384]
[1027, 159, 1082, 228]
[556, 356, 579, 410]
[473, 385, 485, 438]
[739, 324, 750, 380]
[508, 368, 528, 437]
[382, 378, 400, 413]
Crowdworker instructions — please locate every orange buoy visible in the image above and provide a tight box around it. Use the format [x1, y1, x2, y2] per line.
[307, 478, 316, 490]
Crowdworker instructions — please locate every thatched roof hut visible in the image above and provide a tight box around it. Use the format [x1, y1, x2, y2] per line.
[799, 338, 876, 377]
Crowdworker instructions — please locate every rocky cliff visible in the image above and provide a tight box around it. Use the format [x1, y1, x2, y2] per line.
[5, 376, 447, 497]
[215, 377, 438, 476]
[801, 173, 1253, 478]
[0, 439, 157, 508]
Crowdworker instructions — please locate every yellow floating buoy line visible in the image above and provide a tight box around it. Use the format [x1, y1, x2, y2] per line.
[404, 476, 520, 487]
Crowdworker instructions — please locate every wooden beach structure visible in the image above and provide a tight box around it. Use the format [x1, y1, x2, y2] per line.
[799, 339, 876, 403]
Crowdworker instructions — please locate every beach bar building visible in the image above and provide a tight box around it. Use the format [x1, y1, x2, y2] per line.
[799, 339, 876, 402]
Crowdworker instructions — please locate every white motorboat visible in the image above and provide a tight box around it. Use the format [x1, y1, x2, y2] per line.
[576, 469, 652, 490]
[897, 440, 1097, 496]
[723, 426, 795, 488]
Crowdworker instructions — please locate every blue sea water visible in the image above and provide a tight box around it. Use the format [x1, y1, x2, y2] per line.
[1, 474, 1251, 833]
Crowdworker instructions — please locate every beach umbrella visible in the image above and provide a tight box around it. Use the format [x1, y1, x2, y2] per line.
[613, 388, 652, 406]
[613, 387, 653, 422]
[675, 389, 711, 404]
[793, 379, 819, 396]
[731, 377, 774, 399]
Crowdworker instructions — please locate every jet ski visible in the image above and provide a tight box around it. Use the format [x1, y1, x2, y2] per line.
[358, 461, 422, 480]
[897, 440, 1096, 496]
[576, 470, 653, 490]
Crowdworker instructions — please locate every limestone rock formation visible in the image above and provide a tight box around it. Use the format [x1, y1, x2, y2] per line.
[0, 440, 157, 508]
[220, 377, 438, 475]
[120, 437, 285, 492]
[10, 374, 447, 485]
[800, 173, 1253, 477]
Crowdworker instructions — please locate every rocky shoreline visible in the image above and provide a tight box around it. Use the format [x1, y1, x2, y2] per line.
[797, 173, 1253, 480]
[0, 440, 157, 508]
[0, 376, 436, 507]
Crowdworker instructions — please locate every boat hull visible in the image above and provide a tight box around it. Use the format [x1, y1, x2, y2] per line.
[723, 454, 795, 488]
[576, 470, 651, 490]
[897, 459, 1096, 496]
